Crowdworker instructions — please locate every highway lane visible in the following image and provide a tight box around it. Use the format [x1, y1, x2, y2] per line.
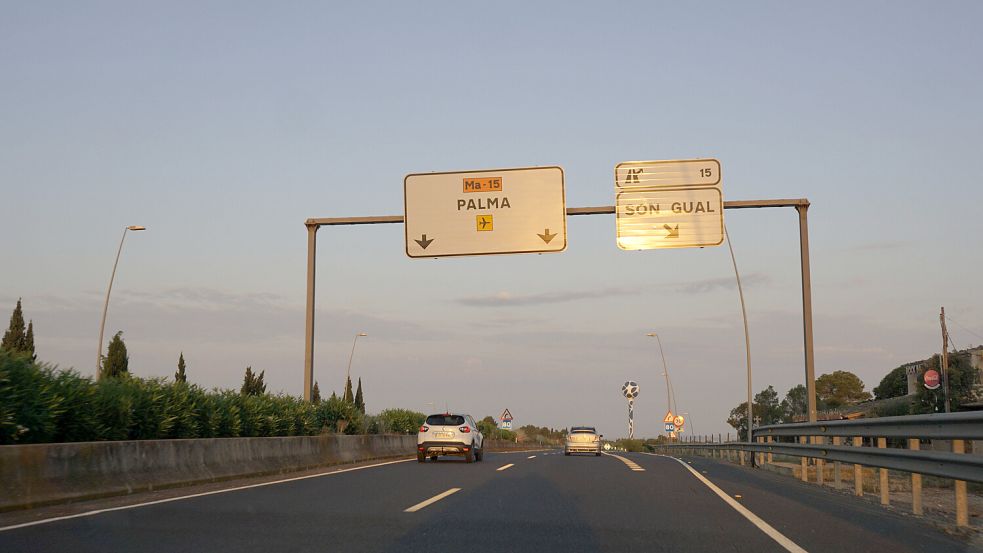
[0, 450, 974, 552]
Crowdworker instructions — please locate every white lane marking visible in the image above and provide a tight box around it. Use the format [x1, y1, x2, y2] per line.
[642, 454, 808, 553]
[403, 488, 461, 513]
[0, 458, 414, 533]
[527, 455, 537, 459]
[603, 453, 646, 472]
[497, 463, 515, 471]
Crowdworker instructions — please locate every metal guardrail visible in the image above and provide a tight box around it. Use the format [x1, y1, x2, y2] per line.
[653, 442, 983, 483]
[753, 411, 983, 440]
[650, 412, 982, 527]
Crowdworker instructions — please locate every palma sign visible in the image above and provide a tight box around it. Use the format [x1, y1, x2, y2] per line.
[404, 166, 566, 258]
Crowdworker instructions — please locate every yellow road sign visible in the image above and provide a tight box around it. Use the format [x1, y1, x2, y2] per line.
[476, 214, 493, 231]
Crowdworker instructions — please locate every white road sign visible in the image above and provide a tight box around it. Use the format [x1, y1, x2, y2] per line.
[404, 166, 566, 258]
[615, 159, 724, 250]
[616, 159, 720, 189]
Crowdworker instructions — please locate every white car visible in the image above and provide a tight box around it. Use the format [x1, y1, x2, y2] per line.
[564, 426, 602, 456]
[417, 413, 484, 463]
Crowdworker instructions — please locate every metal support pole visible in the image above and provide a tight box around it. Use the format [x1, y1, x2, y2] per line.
[954, 439, 968, 527]
[800, 436, 808, 482]
[816, 436, 825, 486]
[303, 224, 318, 402]
[796, 205, 818, 422]
[909, 438, 922, 515]
[833, 436, 842, 489]
[853, 436, 864, 496]
[878, 437, 889, 505]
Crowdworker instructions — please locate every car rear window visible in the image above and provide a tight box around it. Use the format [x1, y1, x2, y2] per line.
[426, 415, 466, 426]
[571, 428, 596, 433]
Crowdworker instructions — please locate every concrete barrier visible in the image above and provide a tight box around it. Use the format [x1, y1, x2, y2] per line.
[0, 434, 416, 512]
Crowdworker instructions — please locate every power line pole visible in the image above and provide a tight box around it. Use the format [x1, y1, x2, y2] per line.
[940, 306, 951, 413]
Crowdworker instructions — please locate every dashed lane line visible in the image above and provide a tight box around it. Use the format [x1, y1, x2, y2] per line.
[497, 463, 515, 471]
[403, 488, 461, 513]
[527, 455, 537, 459]
[641, 453, 808, 553]
[603, 453, 646, 472]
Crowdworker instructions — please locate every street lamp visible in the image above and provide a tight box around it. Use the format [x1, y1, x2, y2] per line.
[344, 332, 368, 393]
[96, 225, 146, 377]
[646, 333, 677, 415]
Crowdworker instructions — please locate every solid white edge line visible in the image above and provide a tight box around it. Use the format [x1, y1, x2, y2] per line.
[496, 463, 515, 471]
[0, 458, 414, 533]
[403, 488, 461, 513]
[642, 453, 808, 553]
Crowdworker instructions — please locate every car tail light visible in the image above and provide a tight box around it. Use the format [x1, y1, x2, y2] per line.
[463, 447, 470, 452]
[459, 426, 471, 433]
[419, 425, 429, 433]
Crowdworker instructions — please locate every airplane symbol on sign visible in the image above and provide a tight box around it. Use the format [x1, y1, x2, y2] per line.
[479, 218, 490, 228]
[476, 215, 493, 231]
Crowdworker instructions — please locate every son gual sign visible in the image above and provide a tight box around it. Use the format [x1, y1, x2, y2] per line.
[404, 166, 566, 258]
[615, 159, 724, 250]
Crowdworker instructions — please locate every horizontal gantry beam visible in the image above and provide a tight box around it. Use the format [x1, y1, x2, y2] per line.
[305, 198, 810, 227]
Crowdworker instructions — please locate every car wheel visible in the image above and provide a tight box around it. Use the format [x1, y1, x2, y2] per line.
[564, 451, 570, 456]
[417, 452, 426, 463]
[465, 447, 475, 463]
[430, 454, 438, 461]
[595, 452, 601, 456]
[475, 443, 484, 462]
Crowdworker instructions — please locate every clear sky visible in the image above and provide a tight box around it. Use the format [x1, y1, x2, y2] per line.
[2, 1, 981, 439]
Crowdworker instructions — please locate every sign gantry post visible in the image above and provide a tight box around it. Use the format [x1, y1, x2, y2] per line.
[303, 199, 816, 424]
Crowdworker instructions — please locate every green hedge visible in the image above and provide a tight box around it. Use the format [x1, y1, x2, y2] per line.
[0, 351, 421, 445]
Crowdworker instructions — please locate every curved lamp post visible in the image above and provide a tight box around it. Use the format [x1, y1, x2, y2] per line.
[344, 332, 368, 392]
[96, 225, 146, 377]
[646, 333, 676, 416]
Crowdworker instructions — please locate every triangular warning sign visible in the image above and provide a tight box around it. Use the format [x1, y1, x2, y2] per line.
[663, 411, 674, 423]
[500, 409, 513, 421]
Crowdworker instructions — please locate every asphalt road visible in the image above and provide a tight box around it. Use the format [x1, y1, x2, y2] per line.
[0, 450, 976, 552]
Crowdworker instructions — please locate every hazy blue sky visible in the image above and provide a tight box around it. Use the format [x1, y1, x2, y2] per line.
[2, 2, 981, 438]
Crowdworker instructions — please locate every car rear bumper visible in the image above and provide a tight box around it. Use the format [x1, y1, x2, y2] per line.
[564, 444, 601, 453]
[418, 441, 473, 455]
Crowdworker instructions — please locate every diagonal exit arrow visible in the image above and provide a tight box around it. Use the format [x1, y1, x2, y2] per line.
[537, 228, 557, 244]
[663, 224, 679, 238]
[415, 234, 434, 249]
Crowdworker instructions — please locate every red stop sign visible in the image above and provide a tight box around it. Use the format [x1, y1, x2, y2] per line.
[923, 369, 941, 390]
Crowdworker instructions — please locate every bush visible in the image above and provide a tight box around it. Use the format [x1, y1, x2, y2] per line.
[0, 352, 407, 444]
[376, 408, 425, 434]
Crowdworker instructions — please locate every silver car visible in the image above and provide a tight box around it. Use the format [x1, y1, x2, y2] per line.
[564, 426, 602, 456]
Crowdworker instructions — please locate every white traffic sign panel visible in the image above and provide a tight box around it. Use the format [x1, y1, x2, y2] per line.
[404, 167, 566, 258]
[616, 159, 720, 189]
[614, 159, 724, 250]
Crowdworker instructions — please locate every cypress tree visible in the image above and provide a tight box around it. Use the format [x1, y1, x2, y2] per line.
[354, 378, 365, 413]
[241, 367, 267, 396]
[101, 331, 129, 379]
[343, 376, 354, 403]
[312, 381, 322, 404]
[25, 320, 36, 361]
[175, 352, 187, 383]
[1, 299, 27, 354]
